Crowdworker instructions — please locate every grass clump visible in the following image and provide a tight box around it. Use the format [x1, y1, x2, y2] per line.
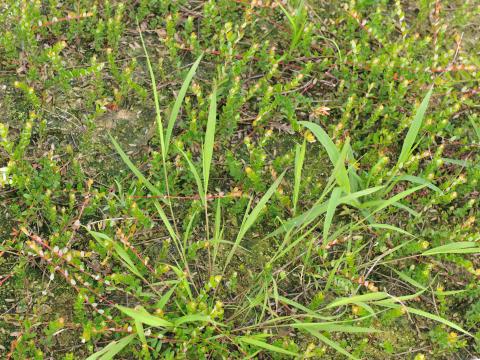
[1, 0, 479, 359]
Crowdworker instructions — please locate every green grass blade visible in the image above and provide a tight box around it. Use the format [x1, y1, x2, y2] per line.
[88, 230, 143, 279]
[380, 303, 472, 337]
[299, 121, 339, 165]
[153, 201, 186, 265]
[116, 305, 173, 328]
[422, 242, 480, 256]
[111, 241, 143, 278]
[86, 334, 135, 360]
[390, 201, 421, 217]
[374, 289, 427, 305]
[268, 185, 384, 239]
[277, 296, 336, 320]
[153, 201, 179, 243]
[326, 292, 390, 309]
[178, 148, 205, 205]
[223, 171, 285, 272]
[174, 314, 218, 326]
[203, 87, 217, 195]
[138, 24, 166, 158]
[238, 336, 299, 357]
[325, 254, 344, 292]
[389, 268, 426, 290]
[134, 311, 147, 349]
[306, 330, 359, 360]
[213, 198, 222, 266]
[324, 187, 342, 242]
[397, 87, 433, 166]
[470, 116, 480, 141]
[332, 137, 351, 193]
[370, 184, 426, 216]
[292, 322, 380, 333]
[367, 223, 414, 237]
[395, 175, 443, 194]
[155, 285, 177, 310]
[340, 186, 384, 204]
[404, 306, 472, 337]
[110, 134, 163, 198]
[165, 54, 203, 156]
[293, 140, 306, 214]
[275, 0, 295, 28]
[267, 200, 328, 239]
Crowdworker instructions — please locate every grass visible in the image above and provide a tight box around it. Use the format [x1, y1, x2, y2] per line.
[1, 0, 480, 359]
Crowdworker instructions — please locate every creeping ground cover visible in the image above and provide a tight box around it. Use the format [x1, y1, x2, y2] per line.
[0, 0, 479, 359]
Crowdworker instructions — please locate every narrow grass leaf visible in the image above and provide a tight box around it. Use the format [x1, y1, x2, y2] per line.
[174, 314, 216, 326]
[391, 201, 421, 217]
[292, 323, 379, 333]
[267, 200, 328, 239]
[397, 87, 433, 166]
[390, 268, 426, 290]
[213, 198, 222, 265]
[203, 88, 217, 194]
[332, 138, 351, 193]
[381, 303, 472, 337]
[111, 242, 143, 278]
[370, 185, 426, 216]
[325, 254, 344, 292]
[275, 0, 295, 28]
[86, 334, 135, 360]
[306, 329, 358, 360]
[138, 25, 165, 157]
[223, 171, 285, 271]
[88, 230, 143, 278]
[367, 223, 414, 237]
[293, 140, 306, 214]
[324, 187, 342, 242]
[396, 175, 443, 194]
[422, 242, 480, 256]
[299, 121, 339, 165]
[178, 148, 205, 205]
[165, 54, 203, 156]
[116, 305, 173, 328]
[153, 201, 178, 242]
[238, 336, 299, 357]
[155, 285, 177, 310]
[470, 116, 480, 141]
[326, 292, 389, 309]
[110, 135, 162, 197]
[373, 289, 427, 305]
[441, 157, 473, 168]
[134, 312, 147, 347]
